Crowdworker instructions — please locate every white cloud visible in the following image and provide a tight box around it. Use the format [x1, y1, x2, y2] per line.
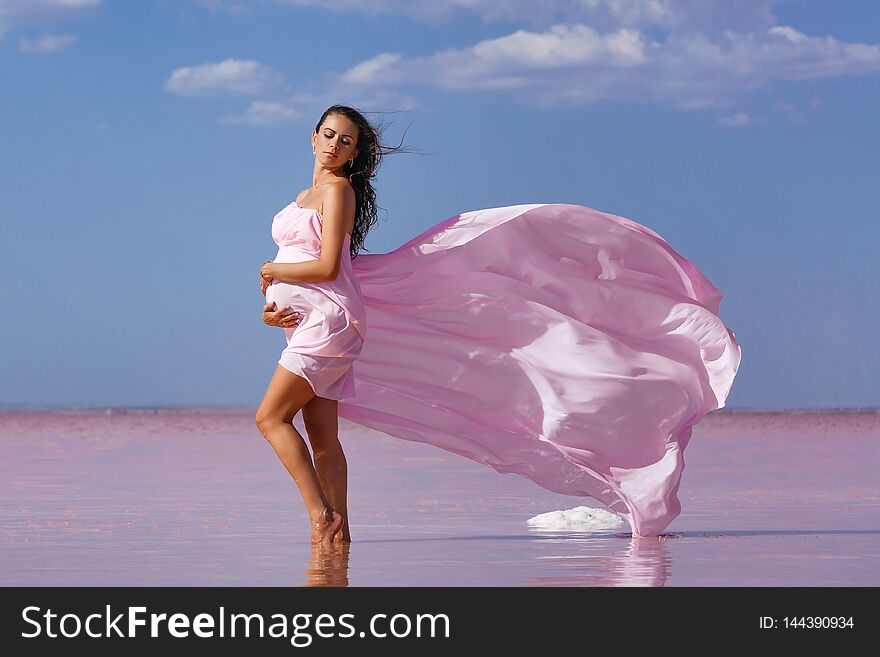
[336, 22, 880, 110]
[269, 0, 780, 32]
[192, 0, 251, 16]
[0, 0, 99, 40]
[773, 98, 824, 124]
[191, 1, 878, 126]
[341, 23, 649, 93]
[19, 32, 77, 53]
[218, 100, 301, 126]
[164, 59, 286, 97]
[717, 113, 752, 127]
[342, 52, 403, 85]
[215, 87, 421, 126]
[468, 24, 647, 69]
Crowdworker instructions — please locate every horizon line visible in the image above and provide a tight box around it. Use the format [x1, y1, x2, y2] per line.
[0, 405, 878, 414]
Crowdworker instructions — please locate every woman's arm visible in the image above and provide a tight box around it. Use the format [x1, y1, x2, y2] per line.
[264, 260, 335, 284]
[261, 184, 353, 284]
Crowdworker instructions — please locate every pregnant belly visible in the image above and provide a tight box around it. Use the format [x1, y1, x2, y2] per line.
[265, 280, 354, 339]
[265, 280, 311, 316]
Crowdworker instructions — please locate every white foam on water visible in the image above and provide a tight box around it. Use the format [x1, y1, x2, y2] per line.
[526, 505, 625, 531]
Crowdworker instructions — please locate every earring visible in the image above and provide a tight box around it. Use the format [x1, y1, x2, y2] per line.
[313, 148, 316, 155]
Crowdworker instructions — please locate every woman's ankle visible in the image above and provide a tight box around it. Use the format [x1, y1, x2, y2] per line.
[310, 505, 333, 523]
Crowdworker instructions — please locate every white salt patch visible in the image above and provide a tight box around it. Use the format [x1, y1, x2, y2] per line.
[526, 505, 625, 531]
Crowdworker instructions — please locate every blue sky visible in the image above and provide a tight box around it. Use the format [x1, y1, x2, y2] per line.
[1, 0, 878, 410]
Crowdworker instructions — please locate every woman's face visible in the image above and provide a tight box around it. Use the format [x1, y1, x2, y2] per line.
[313, 114, 359, 168]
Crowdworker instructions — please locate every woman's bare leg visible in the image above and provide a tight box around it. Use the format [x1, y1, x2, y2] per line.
[303, 395, 351, 542]
[255, 364, 342, 544]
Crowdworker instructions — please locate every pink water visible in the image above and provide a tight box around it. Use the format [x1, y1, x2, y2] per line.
[1, 409, 877, 586]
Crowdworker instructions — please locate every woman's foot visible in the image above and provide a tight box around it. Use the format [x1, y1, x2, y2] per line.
[311, 507, 343, 545]
[331, 516, 352, 544]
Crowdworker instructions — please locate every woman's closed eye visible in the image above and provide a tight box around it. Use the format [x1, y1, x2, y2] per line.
[324, 132, 350, 145]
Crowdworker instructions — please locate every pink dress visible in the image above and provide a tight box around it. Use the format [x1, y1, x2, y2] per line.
[265, 200, 742, 537]
[265, 201, 367, 400]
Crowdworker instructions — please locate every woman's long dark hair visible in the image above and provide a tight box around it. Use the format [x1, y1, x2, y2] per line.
[314, 105, 419, 259]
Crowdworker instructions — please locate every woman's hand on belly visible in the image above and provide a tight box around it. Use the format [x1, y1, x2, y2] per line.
[262, 301, 303, 329]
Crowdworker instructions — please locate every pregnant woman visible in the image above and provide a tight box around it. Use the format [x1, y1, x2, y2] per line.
[256, 106, 377, 545]
[257, 104, 741, 545]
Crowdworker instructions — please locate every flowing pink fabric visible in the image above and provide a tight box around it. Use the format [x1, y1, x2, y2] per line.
[269, 201, 742, 536]
[340, 203, 741, 537]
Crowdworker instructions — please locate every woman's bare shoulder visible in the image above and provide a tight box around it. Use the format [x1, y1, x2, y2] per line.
[296, 181, 355, 210]
[323, 181, 356, 204]
[312, 181, 353, 212]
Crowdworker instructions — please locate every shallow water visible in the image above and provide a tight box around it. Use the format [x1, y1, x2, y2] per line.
[0, 409, 877, 586]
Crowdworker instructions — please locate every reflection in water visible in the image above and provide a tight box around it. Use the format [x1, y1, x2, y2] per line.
[2, 409, 877, 586]
[616, 535, 674, 586]
[302, 541, 351, 587]
[526, 527, 674, 586]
